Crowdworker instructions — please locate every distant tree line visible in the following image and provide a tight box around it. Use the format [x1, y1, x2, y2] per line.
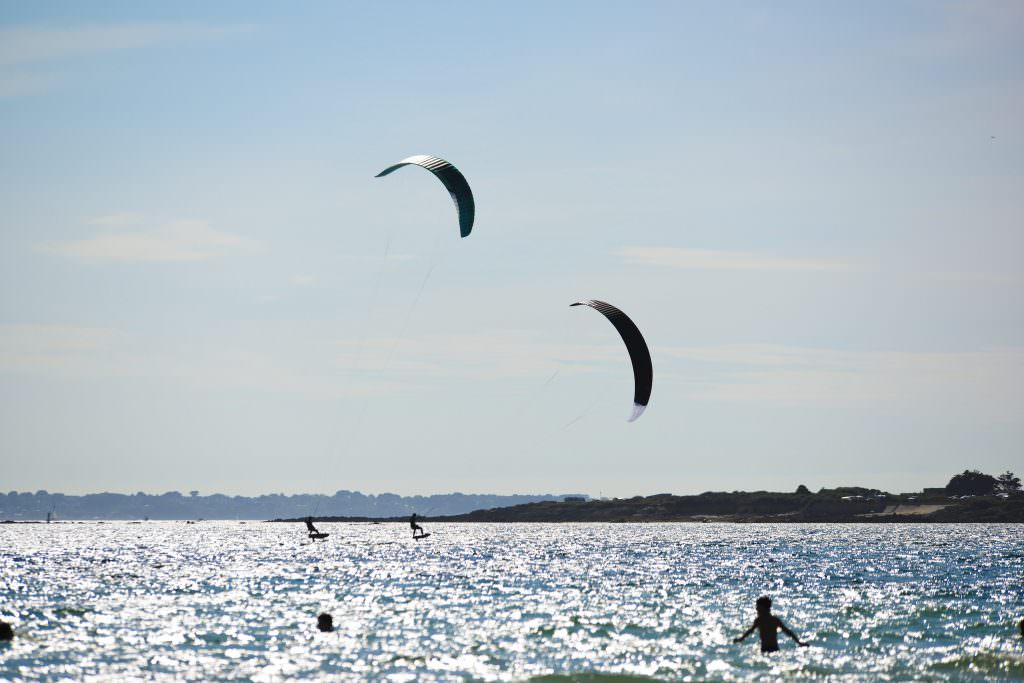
[3, 469, 1017, 521]
[945, 470, 1021, 496]
[0, 489, 584, 521]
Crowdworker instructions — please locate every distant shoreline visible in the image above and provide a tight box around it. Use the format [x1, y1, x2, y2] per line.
[272, 490, 1024, 524]
[5, 481, 1020, 523]
[0, 490, 583, 522]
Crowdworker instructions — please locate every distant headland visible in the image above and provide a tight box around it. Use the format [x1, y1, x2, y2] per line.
[276, 470, 1023, 524]
[4, 470, 1020, 523]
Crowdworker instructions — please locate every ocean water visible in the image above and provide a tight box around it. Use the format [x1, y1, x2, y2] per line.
[1, 522, 1022, 681]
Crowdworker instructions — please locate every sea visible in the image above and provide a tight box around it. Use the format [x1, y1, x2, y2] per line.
[1, 522, 1022, 681]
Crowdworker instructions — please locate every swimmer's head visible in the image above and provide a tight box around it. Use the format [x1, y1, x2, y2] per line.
[317, 613, 334, 632]
[756, 596, 772, 615]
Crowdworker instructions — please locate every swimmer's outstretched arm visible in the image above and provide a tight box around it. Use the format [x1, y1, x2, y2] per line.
[732, 622, 757, 643]
[779, 620, 809, 647]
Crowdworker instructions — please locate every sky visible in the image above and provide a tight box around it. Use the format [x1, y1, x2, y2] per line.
[1, 1, 1022, 497]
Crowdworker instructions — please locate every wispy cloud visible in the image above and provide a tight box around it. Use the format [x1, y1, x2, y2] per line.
[40, 218, 251, 263]
[661, 343, 1024, 420]
[892, 0, 1024, 59]
[0, 324, 407, 399]
[0, 324, 121, 354]
[87, 212, 147, 227]
[0, 71, 61, 99]
[329, 331, 622, 382]
[0, 324, 622, 397]
[3, 322, 1021, 423]
[0, 324, 124, 380]
[616, 246, 855, 272]
[926, 270, 1021, 286]
[0, 24, 251, 67]
[0, 23, 252, 98]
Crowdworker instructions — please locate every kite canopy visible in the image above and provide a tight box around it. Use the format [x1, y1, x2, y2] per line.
[375, 155, 475, 238]
[571, 300, 653, 422]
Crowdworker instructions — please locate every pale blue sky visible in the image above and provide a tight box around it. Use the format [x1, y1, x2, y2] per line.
[1, 1, 1021, 496]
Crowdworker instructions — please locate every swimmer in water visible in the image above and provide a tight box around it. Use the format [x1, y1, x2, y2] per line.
[317, 613, 333, 632]
[733, 596, 808, 652]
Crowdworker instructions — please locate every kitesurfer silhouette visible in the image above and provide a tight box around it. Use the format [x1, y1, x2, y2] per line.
[305, 516, 319, 537]
[410, 512, 425, 538]
[733, 596, 808, 652]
